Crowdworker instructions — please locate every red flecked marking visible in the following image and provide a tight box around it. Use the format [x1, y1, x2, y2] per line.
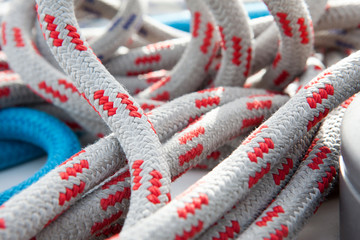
[101, 224, 123, 237]
[150, 76, 171, 92]
[195, 96, 220, 109]
[205, 41, 220, 71]
[306, 84, 334, 108]
[247, 100, 272, 110]
[218, 26, 226, 49]
[95, 223, 123, 237]
[242, 116, 265, 130]
[304, 71, 331, 89]
[13, 27, 25, 47]
[179, 126, 205, 145]
[100, 187, 131, 211]
[58, 79, 78, 93]
[59, 160, 89, 180]
[303, 138, 319, 161]
[215, 63, 221, 71]
[144, 70, 167, 84]
[276, 12, 293, 37]
[132, 160, 144, 190]
[244, 47, 252, 77]
[194, 164, 207, 169]
[0, 218, 5, 229]
[200, 23, 214, 54]
[314, 65, 323, 71]
[135, 54, 161, 65]
[263, 225, 288, 240]
[93, 90, 117, 116]
[147, 170, 163, 204]
[44, 208, 69, 228]
[127, 69, 153, 76]
[117, 92, 143, 118]
[171, 167, 191, 182]
[273, 52, 281, 68]
[197, 87, 224, 94]
[59, 150, 85, 167]
[242, 125, 268, 145]
[141, 103, 156, 111]
[181, 115, 203, 132]
[212, 221, 240, 240]
[59, 181, 86, 205]
[247, 137, 274, 162]
[81, 92, 100, 115]
[26, 83, 52, 103]
[296, 85, 303, 94]
[249, 93, 276, 99]
[91, 210, 124, 235]
[313, 202, 322, 214]
[307, 146, 331, 170]
[65, 25, 87, 51]
[325, 3, 331, 11]
[0, 87, 10, 98]
[256, 205, 284, 226]
[175, 220, 203, 240]
[65, 122, 82, 130]
[44, 15, 63, 47]
[106, 233, 120, 240]
[307, 108, 329, 131]
[177, 193, 208, 219]
[341, 95, 356, 109]
[1, 22, 6, 46]
[248, 163, 271, 188]
[146, 42, 172, 50]
[273, 70, 290, 86]
[35, 4, 45, 40]
[179, 144, 204, 166]
[318, 166, 336, 193]
[0, 70, 18, 78]
[192, 12, 201, 37]
[38, 81, 68, 102]
[297, 18, 309, 44]
[167, 192, 172, 202]
[231, 36, 242, 66]
[147, 118, 157, 134]
[151, 91, 170, 101]
[0, 62, 9, 70]
[188, 115, 202, 125]
[273, 158, 293, 185]
[102, 171, 130, 190]
[31, 41, 41, 55]
[207, 151, 221, 160]
[134, 88, 142, 94]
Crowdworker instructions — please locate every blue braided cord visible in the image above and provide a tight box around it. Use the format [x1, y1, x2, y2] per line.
[0, 140, 45, 170]
[152, 2, 270, 32]
[0, 107, 81, 204]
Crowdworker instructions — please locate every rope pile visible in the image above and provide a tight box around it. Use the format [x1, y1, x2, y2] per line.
[0, 0, 359, 239]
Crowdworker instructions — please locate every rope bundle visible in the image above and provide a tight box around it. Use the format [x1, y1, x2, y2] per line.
[0, 0, 359, 239]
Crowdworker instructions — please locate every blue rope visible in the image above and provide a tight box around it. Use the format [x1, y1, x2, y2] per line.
[152, 2, 270, 32]
[0, 140, 44, 170]
[0, 107, 81, 204]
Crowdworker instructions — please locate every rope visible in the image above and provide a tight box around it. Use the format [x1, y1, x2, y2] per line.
[0, 107, 80, 204]
[0, 0, 359, 239]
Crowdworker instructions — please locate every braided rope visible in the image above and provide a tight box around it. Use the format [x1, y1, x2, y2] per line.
[0, 0, 359, 239]
[0, 107, 80, 204]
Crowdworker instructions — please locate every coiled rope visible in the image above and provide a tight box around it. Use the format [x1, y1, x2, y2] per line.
[0, 0, 359, 239]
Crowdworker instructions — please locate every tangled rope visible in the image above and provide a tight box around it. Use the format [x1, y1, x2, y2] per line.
[0, 0, 359, 239]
